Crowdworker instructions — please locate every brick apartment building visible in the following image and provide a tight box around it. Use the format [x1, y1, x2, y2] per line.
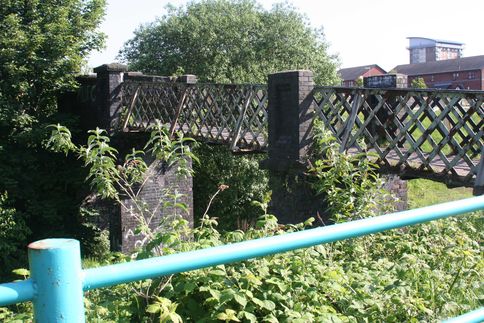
[392, 55, 484, 90]
[338, 64, 386, 87]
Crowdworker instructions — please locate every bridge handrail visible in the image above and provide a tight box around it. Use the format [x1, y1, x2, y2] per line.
[1, 195, 483, 321]
[314, 85, 484, 94]
[311, 86, 483, 186]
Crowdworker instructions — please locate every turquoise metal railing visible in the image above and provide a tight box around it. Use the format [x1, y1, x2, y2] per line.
[0, 196, 483, 322]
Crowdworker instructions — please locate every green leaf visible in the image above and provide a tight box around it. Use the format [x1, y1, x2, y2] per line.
[242, 311, 257, 322]
[208, 289, 221, 301]
[234, 293, 247, 307]
[209, 268, 226, 276]
[220, 289, 235, 304]
[216, 309, 240, 322]
[251, 297, 264, 308]
[12, 268, 29, 277]
[263, 300, 276, 311]
[146, 303, 160, 314]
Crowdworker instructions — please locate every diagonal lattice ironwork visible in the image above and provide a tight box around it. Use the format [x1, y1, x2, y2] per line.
[120, 80, 483, 186]
[120, 81, 268, 150]
[311, 86, 484, 184]
[120, 81, 180, 131]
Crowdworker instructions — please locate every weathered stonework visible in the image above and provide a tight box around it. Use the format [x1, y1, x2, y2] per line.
[93, 63, 128, 132]
[119, 158, 193, 253]
[382, 174, 408, 211]
[261, 70, 328, 224]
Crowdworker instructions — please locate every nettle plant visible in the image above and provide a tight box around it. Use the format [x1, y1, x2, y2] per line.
[46, 120, 198, 258]
[308, 119, 396, 222]
[76, 201, 481, 322]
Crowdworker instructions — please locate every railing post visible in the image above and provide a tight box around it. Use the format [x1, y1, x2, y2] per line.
[28, 239, 85, 322]
[474, 147, 484, 195]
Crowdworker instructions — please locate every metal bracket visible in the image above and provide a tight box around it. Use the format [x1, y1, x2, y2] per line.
[169, 86, 188, 137]
[230, 91, 253, 151]
[340, 93, 362, 152]
[122, 84, 140, 132]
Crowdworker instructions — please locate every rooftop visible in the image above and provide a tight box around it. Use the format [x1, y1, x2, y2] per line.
[392, 55, 484, 76]
[338, 64, 386, 81]
[407, 37, 464, 46]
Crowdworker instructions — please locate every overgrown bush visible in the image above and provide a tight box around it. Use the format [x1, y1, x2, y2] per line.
[1, 123, 481, 322]
[0, 0, 106, 278]
[308, 119, 395, 222]
[45, 121, 198, 258]
[2, 209, 481, 321]
[193, 144, 269, 230]
[77, 209, 482, 322]
[0, 192, 30, 277]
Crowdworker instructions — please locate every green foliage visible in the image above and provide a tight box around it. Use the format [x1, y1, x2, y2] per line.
[193, 144, 269, 230]
[119, 0, 339, 85]
[146, 120, 200, 178]
[78, 206, 112, 260]
[0, 0, 105, 118]
[309, 120, 394, 222]
[0, 0, 106, 277]
[46, 122, 198, 258]
[47, 122, 197, 197]
[3, 124, 482, 321]
[0, 192, 30, 276]
[146, 297, 183, 323]
[411, 77, 427, 89]
[80, 211, 482, 322]
[0, 116, 90, 277]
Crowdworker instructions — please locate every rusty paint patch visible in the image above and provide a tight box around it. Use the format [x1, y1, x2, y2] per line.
[28, 240, 51, 250]
[28, 239, 77, 250]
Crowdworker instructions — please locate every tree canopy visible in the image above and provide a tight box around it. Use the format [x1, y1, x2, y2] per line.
[0, 0, 105, 120]
[410, 77, 427, 89]
[0, 0, 106, 276]
[119, 0, 340, 85]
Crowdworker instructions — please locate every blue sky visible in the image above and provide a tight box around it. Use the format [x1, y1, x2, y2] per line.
[88, 0, 484, 71]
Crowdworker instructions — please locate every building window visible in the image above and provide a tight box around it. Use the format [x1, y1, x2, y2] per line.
[431, 75, 434, 82]
[468, 72, 476, 79]
[453, 73, 459, 80]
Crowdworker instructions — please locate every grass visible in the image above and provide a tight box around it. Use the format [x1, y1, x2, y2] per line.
[407, 178, 474, 208]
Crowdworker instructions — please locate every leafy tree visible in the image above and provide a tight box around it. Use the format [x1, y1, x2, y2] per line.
[119, 0, 338, 229]
[119, 0, 339, 85]
[0, 0, 106, 273]
[411, 77, 427, 89]
[355, 76, 364, 87]
[0, 0, 105, 120]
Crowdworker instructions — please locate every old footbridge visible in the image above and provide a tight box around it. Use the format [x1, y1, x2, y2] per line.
[61, 64, 483, 251]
